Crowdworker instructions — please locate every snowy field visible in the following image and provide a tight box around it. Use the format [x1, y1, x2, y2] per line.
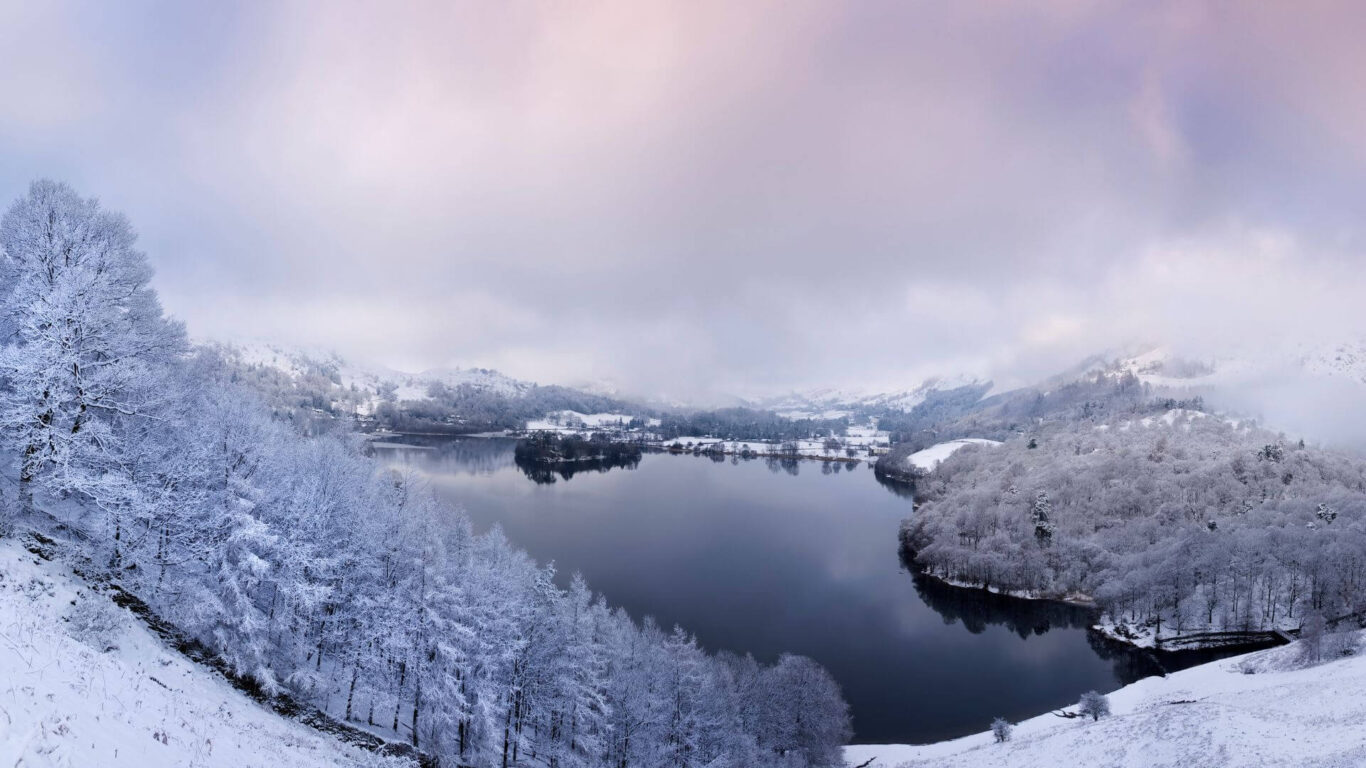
[0, 540, 402, 768]
[654, 435, 888, 458]
[905, 438, 1001, 471]
[524, 410, 641, 431]
[844, 633, 1366, 768]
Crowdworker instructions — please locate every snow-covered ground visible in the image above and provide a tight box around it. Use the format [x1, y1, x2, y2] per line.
[652, 429, 890, 459]
[844, 633, 1366, 768]
[905, 438, 1001, 471]
[525, 410, 643, 431]
[0, 539, 404, 768]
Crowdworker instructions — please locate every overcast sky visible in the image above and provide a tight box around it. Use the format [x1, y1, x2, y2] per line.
[2, 1, 1365, 400]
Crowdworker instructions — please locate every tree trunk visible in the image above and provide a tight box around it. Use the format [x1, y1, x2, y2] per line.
[345, 666, 359, 721]
[411, 675, 421, 747]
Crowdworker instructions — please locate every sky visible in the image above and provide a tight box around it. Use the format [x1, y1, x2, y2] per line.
[2, 1, 1365, 402]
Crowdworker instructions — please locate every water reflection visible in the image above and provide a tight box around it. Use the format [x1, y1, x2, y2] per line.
[874, 473, 918, 499]
[765, 456, 801, 475]
[368, 434, 519, 475]
[910, 569, 1093, 637]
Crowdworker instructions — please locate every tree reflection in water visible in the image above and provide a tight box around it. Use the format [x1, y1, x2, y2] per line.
[515, 453, 642, 484]
[907, 552, 1274, 686]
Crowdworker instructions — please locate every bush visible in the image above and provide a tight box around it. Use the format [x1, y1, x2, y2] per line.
[66, 592, 124, 653]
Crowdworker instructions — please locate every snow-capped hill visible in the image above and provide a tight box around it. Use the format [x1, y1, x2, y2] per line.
[759, 376, 992, 419]
[844, 633, 1366, 768]
[406, 366, 532, 397]
[209, 339, 532, 404]
[1091, 340, 1366, 392]
[1070, 341, 1366, 448]
[1300, 340, 1366, 384]
[0, 538, 406, 768]
[211, 339, 348, 381]
[566, 378, 625, 398]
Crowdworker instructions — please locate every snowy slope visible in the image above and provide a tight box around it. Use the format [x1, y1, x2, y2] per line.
[844, 635, 1366, 768]
[0, 539, 405, 768]
[525, 410, 641, 431]
[211, 338, 532, 410]
[905, 438, 1001, 471]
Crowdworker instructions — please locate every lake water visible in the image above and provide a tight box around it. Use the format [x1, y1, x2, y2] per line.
[374, 437, 1162, 744]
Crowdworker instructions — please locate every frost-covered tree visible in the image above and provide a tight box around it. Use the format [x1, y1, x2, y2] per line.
[1078, 691, 1110, 722]
[991, 716, 1012, 743]
[901, 409, 1366, 640]
[1030, 490, 1054, 547]
[1299, 609, 1327, 664]
[756, 654, 852, 767]
[0, 180, 184, 507]
[0, 180, 855, 768]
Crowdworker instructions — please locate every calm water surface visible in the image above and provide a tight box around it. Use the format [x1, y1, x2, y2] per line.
[376, 437, 1158, 744]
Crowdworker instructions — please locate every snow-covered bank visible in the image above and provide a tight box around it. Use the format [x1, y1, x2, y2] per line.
[0, 538, 405, 768]
[1089, 618, 1289, 652]
[907, 568, 1096, 608]
[844, 633, 1366, 767]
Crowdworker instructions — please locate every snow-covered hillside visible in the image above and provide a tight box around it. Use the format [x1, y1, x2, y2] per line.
[213, 339, 532, 412]
[1079, 341, 1366, 447]
[844, 634, 1366, 768]
[1097, 341, 1366, 393]
[0, 538, 405, 768]
[526, 410, 642, 431]
[757, 376, 991, 420]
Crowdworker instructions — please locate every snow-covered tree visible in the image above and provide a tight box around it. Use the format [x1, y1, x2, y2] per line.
[757, 654, 852, 767]
[0, 179, 856, 768]
[1299, 609, 1328, 664]
[0, 180, 184, 508]
[991, 716, 1012, 743]
[1078, 690, 1110, 722]
[902, 410, 1366, 640]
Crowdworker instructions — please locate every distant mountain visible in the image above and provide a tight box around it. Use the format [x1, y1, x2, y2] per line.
[1083, 340, 1366, 391]
[1047, 340, 1366, 448]
[210, 339, 534, 414]
[206, 339, 650, 434]
[753, 375, 993, 419]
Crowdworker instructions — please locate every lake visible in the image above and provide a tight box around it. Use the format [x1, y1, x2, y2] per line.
[374, 436, 1162, 744]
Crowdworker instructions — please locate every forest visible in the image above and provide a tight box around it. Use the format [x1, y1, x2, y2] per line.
[0, 181, 851, 767]
[901, 406, 1366, 642]
[374, 383, 636, 435]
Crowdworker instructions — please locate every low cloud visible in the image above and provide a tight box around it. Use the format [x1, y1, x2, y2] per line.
[1, 1, 1363, 407]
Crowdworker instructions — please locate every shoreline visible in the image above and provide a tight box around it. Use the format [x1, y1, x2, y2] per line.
[908, 562, 1291, 654]
[374, 428, 880, 464]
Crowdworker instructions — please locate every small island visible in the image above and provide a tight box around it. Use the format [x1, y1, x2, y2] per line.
[513, 431, 644, 483]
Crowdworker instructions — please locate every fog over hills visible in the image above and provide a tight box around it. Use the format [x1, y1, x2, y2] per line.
[217, 332, 1366, 451]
